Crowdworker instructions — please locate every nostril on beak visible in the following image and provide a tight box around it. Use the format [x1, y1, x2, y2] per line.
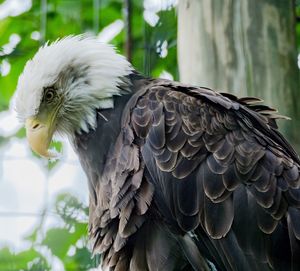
[32, 123, 40, 130]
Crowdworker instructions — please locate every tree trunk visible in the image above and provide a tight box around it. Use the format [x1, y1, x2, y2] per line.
[178, 0, 300, 148]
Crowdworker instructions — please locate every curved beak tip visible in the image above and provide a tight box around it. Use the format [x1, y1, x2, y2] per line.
[25, 117, 56, 158]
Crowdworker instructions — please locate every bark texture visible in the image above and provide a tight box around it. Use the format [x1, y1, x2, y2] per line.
[178, 0, 300, 147]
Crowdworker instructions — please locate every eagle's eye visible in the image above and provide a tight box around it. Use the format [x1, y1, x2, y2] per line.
[44, 87, 56, 103]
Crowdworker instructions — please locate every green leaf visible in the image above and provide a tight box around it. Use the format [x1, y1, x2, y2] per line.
[55, 193, 88, 226]
[0, 247, 15, 271]
[47, 141, 63, 170]
[24, 226, 39, 243]
[42, 223, 87, 260]
[0, 247, 48, 271]
[42, 228, 75, 259]
[15, 127, 26, 138]
[64, 247, 94, 271]
[0, 135, 9, 148]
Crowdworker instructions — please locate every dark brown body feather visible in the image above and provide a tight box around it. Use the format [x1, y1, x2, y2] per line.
[74, 75, 300, 271]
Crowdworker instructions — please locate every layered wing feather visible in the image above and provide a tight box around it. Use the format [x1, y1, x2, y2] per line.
[128, 80, 300, 270]
[78, 77, 300, 271]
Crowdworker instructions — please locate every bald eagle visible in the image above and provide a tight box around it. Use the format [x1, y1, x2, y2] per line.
[15, 36, 300, 271]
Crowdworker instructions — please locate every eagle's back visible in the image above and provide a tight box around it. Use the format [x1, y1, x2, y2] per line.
[74, 76, 300, 271]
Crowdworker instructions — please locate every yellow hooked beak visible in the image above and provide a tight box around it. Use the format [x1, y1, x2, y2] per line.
[25, 116, 56, 158]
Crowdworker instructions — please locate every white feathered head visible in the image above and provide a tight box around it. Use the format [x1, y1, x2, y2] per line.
[15, 35, 132, 157]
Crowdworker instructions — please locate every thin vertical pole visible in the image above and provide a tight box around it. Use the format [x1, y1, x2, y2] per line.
[143, 21, 151, 76]
[40, 0, 47, 44]
[93, 0, 100, 34]
[124, 0, 132, 62]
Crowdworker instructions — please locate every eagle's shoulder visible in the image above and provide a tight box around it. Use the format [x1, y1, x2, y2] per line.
[127, 79, 299, 163]
[126, 79, 300, 269]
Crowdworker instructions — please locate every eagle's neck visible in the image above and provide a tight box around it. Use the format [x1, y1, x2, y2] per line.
[72, 72, 149, 183]
[72, 92, 132, 201]
[65, 71, 148, 134]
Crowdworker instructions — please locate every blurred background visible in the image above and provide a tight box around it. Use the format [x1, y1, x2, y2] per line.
[0, 0, 300, 270]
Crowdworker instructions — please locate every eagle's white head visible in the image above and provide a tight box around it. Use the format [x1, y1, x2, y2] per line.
[15, 35, 132, 157]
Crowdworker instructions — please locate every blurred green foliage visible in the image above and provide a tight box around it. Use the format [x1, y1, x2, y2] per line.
[296, 1, 300, 52]
[0, 0, 178, 112]
[0, 0, 177, 270]
[0, 193, 91, 271]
